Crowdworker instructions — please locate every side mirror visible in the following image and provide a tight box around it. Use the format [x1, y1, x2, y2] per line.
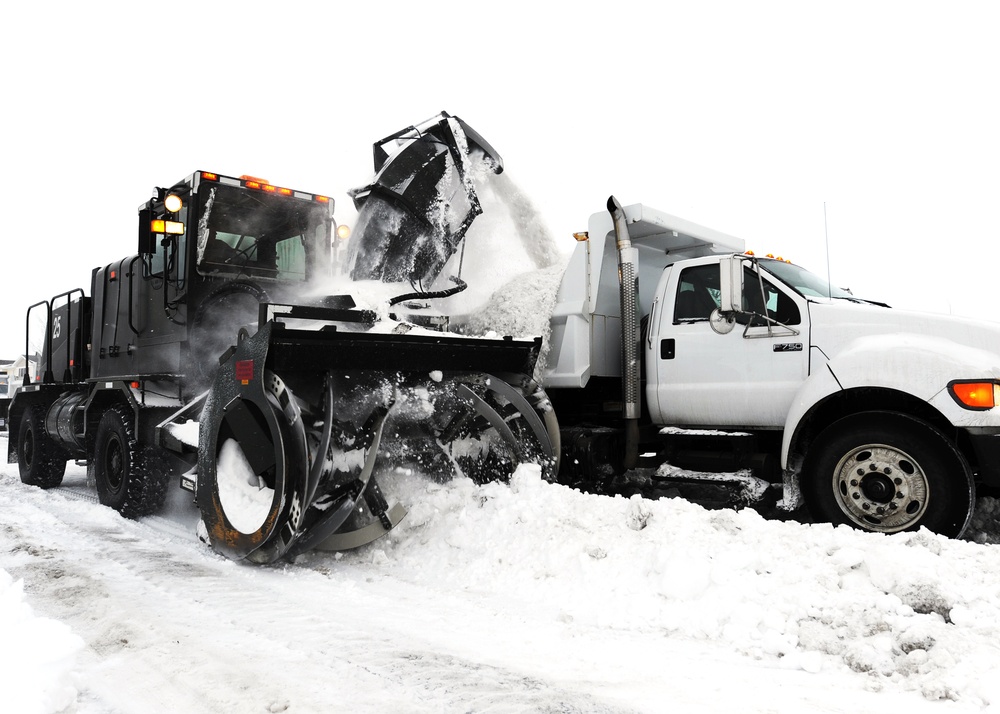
[138, 207, 155, 255]
[719, 254, 743, 313]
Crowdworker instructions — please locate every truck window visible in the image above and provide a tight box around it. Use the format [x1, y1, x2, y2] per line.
[743, 268, 801, 326]
[144, 201, 188, 285]
[759, 259, 854, 300]
[674, 264, 721, 322]
[196, 183, 326, 283]
[675, 263, 800, 325]
[275, 235, 307, 280]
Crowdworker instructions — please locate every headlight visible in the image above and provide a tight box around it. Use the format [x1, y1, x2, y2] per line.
[164, 193, 183, 213]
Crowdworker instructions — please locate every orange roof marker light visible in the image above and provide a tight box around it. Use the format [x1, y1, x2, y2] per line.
[949, 380, 1000, 410]
[197, 171, 331, 205]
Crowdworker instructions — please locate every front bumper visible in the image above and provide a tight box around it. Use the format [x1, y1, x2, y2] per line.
[965, 427, 1000, 487]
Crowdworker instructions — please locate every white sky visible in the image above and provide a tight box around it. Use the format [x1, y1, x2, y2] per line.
[2, 1, 998, 358]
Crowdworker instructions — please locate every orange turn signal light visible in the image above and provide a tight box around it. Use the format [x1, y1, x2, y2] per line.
[949, 381, 1000, 410]
[150, 219, 185, 235]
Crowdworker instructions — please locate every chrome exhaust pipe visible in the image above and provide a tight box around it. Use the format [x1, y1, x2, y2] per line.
[607, 196, 641, 469]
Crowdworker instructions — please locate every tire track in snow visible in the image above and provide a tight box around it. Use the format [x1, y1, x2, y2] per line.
[1, 469, 640, 713]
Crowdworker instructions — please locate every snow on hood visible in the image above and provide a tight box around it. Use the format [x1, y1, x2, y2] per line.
[811, 301, 1000, 378]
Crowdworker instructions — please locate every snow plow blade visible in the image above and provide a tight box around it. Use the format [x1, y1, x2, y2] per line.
[197, 302, 554, 564]
[347, 111, 503, 286]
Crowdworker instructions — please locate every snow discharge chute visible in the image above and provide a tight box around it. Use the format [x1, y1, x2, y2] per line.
[347, 111, 503, 289]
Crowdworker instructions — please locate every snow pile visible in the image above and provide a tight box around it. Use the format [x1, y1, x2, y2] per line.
[458, 262, 566, 375]
[0, 568, 83, 714]
[319, 465, 1000, 706]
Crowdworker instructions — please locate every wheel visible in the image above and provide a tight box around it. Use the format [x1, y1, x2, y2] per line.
[17, 405, 67, 488]
[802, 412, 974, 537]
[94, 404, 167, 518]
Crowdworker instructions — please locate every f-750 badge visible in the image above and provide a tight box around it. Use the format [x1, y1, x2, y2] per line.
[773, 343, 803, 352]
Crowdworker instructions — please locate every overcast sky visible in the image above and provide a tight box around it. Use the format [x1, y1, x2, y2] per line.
[2, 1, 998, 358]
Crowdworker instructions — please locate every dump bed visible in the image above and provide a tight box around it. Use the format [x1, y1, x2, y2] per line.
[544, 203, 745, 388]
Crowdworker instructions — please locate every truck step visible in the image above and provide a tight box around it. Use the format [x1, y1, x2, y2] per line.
[625, 464, 773, 507]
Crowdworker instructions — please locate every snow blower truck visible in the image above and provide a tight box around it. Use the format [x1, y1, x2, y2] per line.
[6, 112, 556, 564]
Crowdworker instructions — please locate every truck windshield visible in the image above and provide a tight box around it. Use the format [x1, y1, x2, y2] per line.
[196, 183, 330, 282]
[759, 259, 856, 300]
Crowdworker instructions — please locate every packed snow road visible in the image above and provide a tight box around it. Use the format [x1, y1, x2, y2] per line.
[3, 432, 1000, 713]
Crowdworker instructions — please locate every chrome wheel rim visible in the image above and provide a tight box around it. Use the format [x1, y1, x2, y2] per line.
[832, 443, 929, 532]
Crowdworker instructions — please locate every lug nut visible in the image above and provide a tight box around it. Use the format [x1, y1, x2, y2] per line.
[894, 478, 902, 485]
[862, 503, 870, 510]
[883, 467, 892, 474]
[851, 479, 859, 486]
[853, 493, 861, 500]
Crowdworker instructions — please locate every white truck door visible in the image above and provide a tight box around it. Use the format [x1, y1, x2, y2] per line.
[648, 259, 809, 428]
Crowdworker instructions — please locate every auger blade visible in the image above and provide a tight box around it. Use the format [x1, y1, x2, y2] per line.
[288, 405, 408, 556]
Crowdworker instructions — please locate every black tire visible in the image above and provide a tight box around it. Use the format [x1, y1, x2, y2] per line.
[17, 405, 67, 489]
[802, 412, 974, 537]
[94, 405, 167, 518]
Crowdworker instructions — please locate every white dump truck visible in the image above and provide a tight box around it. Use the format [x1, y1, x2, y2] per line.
[540, 197, 996, 538]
